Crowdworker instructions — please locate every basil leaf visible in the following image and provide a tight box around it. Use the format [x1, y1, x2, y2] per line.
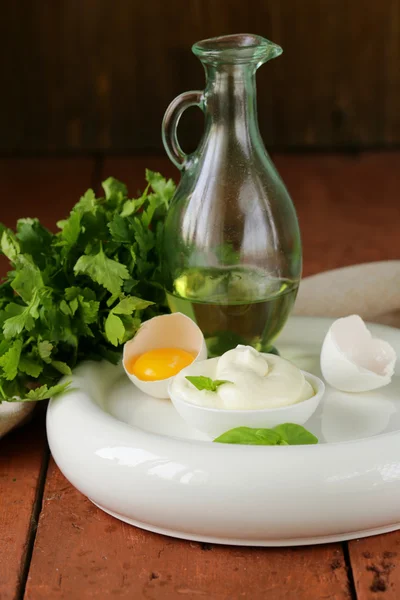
[185, 376, 232, 392]
[214, 424, 318, 446]
[214, 427, 282, 445]
[272, 423, 318, 445]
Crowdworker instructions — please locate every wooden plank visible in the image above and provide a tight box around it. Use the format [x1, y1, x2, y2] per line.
[0, 157, 96, 600]
[0, 157, 97, 230]
[274, 152, 400, 276]
[348, 532, 400, 598]
[0, 415, 47, 600]
[25, 461, 352, 600]
[2, 1, 400, 152]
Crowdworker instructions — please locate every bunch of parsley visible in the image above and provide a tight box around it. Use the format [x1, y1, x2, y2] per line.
[0, 171, 175, 402]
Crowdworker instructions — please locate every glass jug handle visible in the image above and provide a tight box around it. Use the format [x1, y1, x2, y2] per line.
[162, 91, 203, 170]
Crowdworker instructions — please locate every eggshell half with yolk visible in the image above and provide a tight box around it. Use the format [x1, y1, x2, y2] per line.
[320, 315, 396, 392]
[123, 312, 207, 398]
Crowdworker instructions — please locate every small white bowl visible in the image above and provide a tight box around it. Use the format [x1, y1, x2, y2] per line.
[169, 372, 325, 439]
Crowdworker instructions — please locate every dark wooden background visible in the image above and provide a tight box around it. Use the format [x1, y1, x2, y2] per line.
[2, 0, 400, 154]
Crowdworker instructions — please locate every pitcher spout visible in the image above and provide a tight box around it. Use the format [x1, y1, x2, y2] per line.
[192, 33, 282, 66]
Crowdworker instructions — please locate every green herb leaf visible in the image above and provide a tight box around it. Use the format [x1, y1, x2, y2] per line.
[18, 382, 71, 401]
[1, 230, 20, 261]
[69, 297, 79, 315]
[38, 340, 53, 363]
[19, 357, 43, 378]
[272, 423, 318, 445]
[102, 177, 128, 202]
[79, 298, 99, 324]
[60, 299, 72, 316]
[214, 427, 282, 445]
[74, 245, 130, 296]
[73, 189, 98, 214]
[214, 424, 318, 446]
[11, 255, 44, 302]
[3, 293, 40, 339]
[185, 376, 232, 392]
[120, 187, 149, 218]
[16, 218, 52, 258]
[105, 312, 125, 347]
[51, 361, 72, 376]
[146, 170, 176, 206]
[0, 339, 23, 380]
[2, 313, 32, 340]
[104, 295, 153, 347]
[112, 296, 154, 315]
[59, 210, 81, 247]
[108, 214, 131, 243]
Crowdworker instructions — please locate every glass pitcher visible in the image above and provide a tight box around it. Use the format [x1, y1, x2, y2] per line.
[161, 34, 301, 357]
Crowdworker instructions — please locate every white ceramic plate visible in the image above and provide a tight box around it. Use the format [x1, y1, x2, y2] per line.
[47, 317, 400, 546]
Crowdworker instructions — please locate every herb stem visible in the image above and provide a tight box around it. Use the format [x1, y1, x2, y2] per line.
[23, 337, 34, 348]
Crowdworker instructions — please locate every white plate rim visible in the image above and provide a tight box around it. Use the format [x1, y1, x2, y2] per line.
[47, 316, 400, 545]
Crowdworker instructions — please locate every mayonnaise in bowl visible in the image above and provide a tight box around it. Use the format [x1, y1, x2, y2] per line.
[169, 345, 324, 438]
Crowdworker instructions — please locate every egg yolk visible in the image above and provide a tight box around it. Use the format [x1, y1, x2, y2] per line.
[127, 348, 195, 381]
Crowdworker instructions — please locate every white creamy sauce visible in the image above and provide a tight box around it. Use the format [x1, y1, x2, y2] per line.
[171, 345, 314, 410]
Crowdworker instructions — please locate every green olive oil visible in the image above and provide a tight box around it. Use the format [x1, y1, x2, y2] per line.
[166, 267, 299, 357]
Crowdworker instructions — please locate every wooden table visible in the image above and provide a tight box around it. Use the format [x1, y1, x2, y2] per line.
[1, 153, 400, 600]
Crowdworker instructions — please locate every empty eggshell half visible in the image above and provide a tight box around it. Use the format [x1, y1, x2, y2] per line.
[123, 312, 207, 398]
[320, 315, 396, 392]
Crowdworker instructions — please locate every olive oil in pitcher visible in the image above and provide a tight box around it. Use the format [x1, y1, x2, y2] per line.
[166, 267, 299, 357]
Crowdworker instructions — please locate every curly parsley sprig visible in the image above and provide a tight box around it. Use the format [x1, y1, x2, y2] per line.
[0, 170, 175, 401]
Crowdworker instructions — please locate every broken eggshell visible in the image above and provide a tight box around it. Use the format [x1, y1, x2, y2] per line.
[320, 315, 396, 393]
[122, 312, 207, 399]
